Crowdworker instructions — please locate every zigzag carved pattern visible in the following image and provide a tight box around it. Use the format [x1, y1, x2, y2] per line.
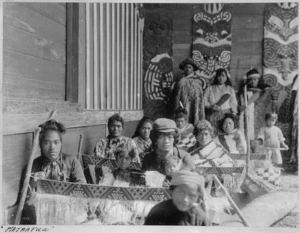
[37, 180, 172, 201]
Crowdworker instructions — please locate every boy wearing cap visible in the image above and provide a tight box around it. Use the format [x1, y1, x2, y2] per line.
[144, 170, 211, 225]
[142, 118, 195, 177]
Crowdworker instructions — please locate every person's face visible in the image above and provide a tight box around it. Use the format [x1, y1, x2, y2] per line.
[108, 121, 123, 137]
[172, 184, 199, 212]
[266, 118, 276, 127]
[157, 133, 174, 152]
[41, 130, 62, 161]
[223, 118, 235, 134]
[116, 152, 132, 170]
[248, 77, 259, 88]
[165, 159, 182, 176]
[217, 72, 227, 85]
[184, 64, 194, 76]
[175, 117, 187, 130]
[139, 122, 152, 140]
[196, 129, 212, 146]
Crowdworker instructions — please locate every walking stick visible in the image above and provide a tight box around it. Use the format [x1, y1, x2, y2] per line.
[77, 134, 83, 167]
[14, 110, 57, 225]
[212, 175, 250, 227]
[243, 76, 251, 176]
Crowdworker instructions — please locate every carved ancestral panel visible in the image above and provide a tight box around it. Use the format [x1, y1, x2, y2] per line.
[143, 9, 174, 119]
[260, 3, 298, 159]
[192, 3, 232, 79]
[263, 2, 298, 87]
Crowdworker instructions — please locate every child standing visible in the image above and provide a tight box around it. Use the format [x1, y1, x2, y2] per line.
[257, 112, 289, 166]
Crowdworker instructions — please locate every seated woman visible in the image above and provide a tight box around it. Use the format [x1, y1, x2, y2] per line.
[174, 108, 197, 151]
[99, 147, 144, 187]
[144, 170, 211, 226]
[215, 113, 247, 154]
[94, 113, 140, 163]
[189, 120, 238, 194]
[203, 68, 237, 133]
[189, 120, 234, 168]
[142, 118, 195, 182]
[132, 116, 153, 162]
[16, 119, 86, 224]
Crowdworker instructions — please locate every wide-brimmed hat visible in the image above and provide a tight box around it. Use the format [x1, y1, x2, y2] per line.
[153, 118, 177, 133]
[179, 58, 198, 71]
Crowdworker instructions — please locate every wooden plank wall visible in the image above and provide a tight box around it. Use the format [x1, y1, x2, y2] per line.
[2, 2, 68, 211]
[3, 2, 66, 101]
[230, 3, 264, 89]
[172, 3, 265, 89]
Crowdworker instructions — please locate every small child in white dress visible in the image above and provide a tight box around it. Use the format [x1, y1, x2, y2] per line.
[256, 112, 288, 165]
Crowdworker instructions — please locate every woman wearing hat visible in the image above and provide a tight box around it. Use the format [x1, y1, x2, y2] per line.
[189, 120, 239, 194]
[189, 120, 233, 168]
[142, 118, 195, 177]
[144, 170, 211, 225]
[171, 58, 206, 125]
[203, 68, 238, 133]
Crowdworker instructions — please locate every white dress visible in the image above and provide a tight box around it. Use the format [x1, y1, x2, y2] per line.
[257, 126, 285, 164]
[203, 84, 238, 113]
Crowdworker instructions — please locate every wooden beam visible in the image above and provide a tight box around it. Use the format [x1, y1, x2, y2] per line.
[66, 3, 79, 103]
[111, 3, 116, 109]
[4, 110, 144, 135]
[106, 3, 111, 109]
[85, 3, 91, 109]
[133, 5, 137, 110]
[93, 3, 99, 109]
[121, 3, 125, 109]
[78, 3, 86, 108]
[116, 4, 120, 109]
[99, 2, 104, 109]
[130, 3, 134, 109]
[125, 4, 129, 109]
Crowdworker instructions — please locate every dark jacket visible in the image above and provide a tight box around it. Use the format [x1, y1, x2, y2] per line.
[144, 199, 210, 225]
[15, 153, 86, 224]
[142, 146, 195, 175]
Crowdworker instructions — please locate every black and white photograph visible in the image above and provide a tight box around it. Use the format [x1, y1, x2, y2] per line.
[1, 0, 299, 231]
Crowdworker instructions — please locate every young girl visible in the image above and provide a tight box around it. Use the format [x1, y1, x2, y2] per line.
[174, 108, 196, 151]
[203, 68, 237, 133]
[257, 112, 289, 166]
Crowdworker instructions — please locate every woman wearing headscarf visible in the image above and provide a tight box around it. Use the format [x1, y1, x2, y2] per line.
[144, 170, 211, 225]
[171, 58, 206, 125]
[238, 68, 271, 140]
